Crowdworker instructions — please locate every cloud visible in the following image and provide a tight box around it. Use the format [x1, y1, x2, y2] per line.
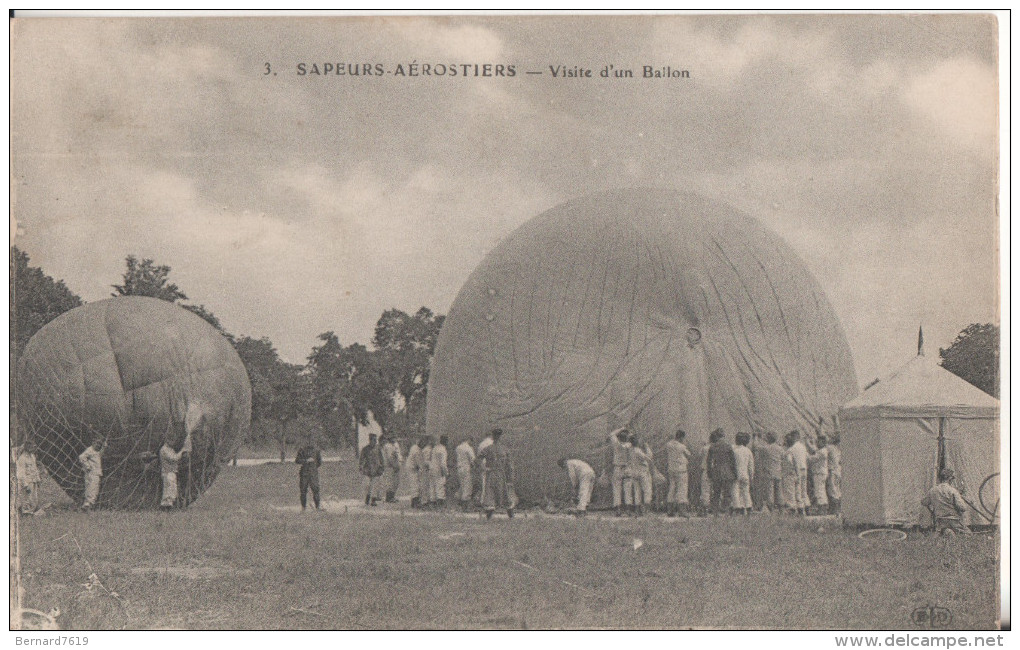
[10, 15, 1000, 377]
[646, 18, 778, 82]
[387, 19, 506, 60]
[901, 57, 997, 154]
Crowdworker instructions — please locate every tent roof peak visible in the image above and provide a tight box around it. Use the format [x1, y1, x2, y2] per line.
[841, 353, 999, 414]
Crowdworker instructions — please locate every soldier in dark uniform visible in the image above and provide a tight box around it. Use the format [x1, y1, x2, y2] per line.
[478, 429, 515, 520]
[359, 433, 385, 506]
[296, 439, 323, 511]
[706, 428, 737, 516]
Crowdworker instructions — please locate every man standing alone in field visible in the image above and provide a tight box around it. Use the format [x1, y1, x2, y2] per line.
[78, 439, 104, 512]
[455, 437, 477, 509]
[295, 439, 323, 511]
[478, 428, 515, 520]
[381, 434, 403, 503]
[665, 429, 691, 517]
[359, 433, 385, 506]
[558, 457, 595, 515]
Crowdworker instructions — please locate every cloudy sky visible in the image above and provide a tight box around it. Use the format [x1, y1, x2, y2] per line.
[11, 14, 1000, 384]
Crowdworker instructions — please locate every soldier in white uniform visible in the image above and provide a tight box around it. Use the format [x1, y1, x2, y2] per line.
[159, 434, 190, 510]
[430, 435, 450, 507]
[807, 435, 830, 515]
[15, 441, 42, 514]
[627, 434, 654, 515]
[665, 429, 691, 517]
[558, 457, 595, 514]
[78, 439, 104, 511]
[731, 432, 755, 515]
[784, 431, 809, 516]
[381, 434, 404, 503]
[405, 438, 423, 508]
[418, 437, 435, 508]
[455, 437, 477, 508]
[608, 427, 632, 516]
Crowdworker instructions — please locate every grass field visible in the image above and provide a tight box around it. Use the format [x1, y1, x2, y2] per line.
[13, 456, 1000, 630]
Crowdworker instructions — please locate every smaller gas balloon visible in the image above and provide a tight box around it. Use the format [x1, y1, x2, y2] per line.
[16, 297, 252, 509]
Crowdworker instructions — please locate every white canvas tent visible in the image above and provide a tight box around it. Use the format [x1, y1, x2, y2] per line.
[839, 352, 999, 527]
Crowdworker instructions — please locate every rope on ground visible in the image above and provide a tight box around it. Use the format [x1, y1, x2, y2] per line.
[857, 528, 907, 541]
[512, 559, 594, 594]
[68, 534, 131, 618]
[289, 606, 326, 618]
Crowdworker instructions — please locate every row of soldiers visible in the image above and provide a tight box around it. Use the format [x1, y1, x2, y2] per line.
[16, 438, 109, 513]
[319, 424, 842, 519]
[12, 433, 194, 513]
[296, 429, 518, 519]
[572, 426, 842, 518]
[702, 428, 842, 517]
[358, 430, 517, 518]
[11, 429, 969, 534]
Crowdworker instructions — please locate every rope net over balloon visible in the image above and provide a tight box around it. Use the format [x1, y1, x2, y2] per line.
[18, 347, 238, 510]
[14, 297, 250, 510]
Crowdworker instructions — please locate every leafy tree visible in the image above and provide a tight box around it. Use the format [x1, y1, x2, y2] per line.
[347, 343, 395, 435]
[372, 307, 445, 427]
[112, 255, 188, 302]
[112, 255, 233, 341]
[307, 333, 394, 455]
[307, 332, 356, 451]
[183, 303, 234, 343]
[234, 336, 308, 460]
[939, 323, 999, 398]
[10, 247, 84, 356]
[266, 363, 309, 460]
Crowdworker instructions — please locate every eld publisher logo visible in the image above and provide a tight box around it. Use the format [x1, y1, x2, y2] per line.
[911, 605, 953, 629]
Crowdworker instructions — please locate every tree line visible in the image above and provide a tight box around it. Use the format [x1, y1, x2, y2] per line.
[11, 248, 1001, 455]
[11, 248, 444, 457]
